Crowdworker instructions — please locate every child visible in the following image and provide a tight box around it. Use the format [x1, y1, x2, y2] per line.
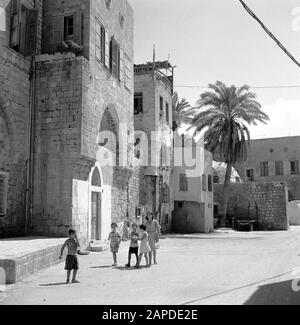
[59, 229, 81, 284]
[136, 225, 151, 268]
[108, 223, 121, 266]
[125, 223, 139, 268]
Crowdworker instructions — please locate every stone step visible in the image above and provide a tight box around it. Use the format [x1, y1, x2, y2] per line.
[89, 241, 109, 252]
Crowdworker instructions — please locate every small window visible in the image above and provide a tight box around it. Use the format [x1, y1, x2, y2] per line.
[246, 169, 254, 182]
[275, 161, 284, 176]
[180, 174, 188, 192]
[202, 175, 207, 192]
[110, 38, 120, 79]
[134, 93, 143, 115]
[260, 162, 269, 177]
[0, 173, 8, 215]
[291, 161, 299, 175]
[160, 96, 164, 119]
[95, 18, 105, 64]
[64, 15, 74, 40]
[208, 175, 213, 192]
[213, 175, 220, 184]
[162, 184, 169, 203]
[91, 167, 101, 187]
[166, 102, 169, 124]
[178, 202, 184, 208]
[124, 54, 132, 90]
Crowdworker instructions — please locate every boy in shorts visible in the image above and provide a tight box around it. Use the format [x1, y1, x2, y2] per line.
[125, 223, 139, 268]
[59, 229, 81, 284]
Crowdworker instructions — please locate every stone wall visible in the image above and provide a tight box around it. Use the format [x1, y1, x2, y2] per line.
[214, 182, 289, 230]
[0, 0, 42, 237]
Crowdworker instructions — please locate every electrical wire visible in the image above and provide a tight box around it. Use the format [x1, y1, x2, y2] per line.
[175, 85, 300, 89]
[238, 0, 300, 69]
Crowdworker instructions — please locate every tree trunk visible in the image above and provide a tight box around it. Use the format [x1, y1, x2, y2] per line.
[220, 163, 233, 227]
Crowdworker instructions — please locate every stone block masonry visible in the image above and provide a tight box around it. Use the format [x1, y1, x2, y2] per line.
[214, 182, 289, 230]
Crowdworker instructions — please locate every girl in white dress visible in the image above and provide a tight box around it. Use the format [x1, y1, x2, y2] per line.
[136, 225, 151, 268]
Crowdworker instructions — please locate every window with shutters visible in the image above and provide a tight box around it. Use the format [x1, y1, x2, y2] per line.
[134, 93, 143, 115]
[246, 169, 254, 182]
[208, 175, 213, 192]
[64, 15, 74, 40]
[180, 174, 188, 192]
[9, 0, 38, 56]
[0, 173, 8, 216]
[159, 96, 164, 119]
[110, 38, 120, 79]
[275, 161, 284, 176]
[202, 175, 207, 192]
[260, 161, 269, 177]
[95, 18, 105, 64]
[124, 54, 132, 91]
[166, 102, 170, 124]
[291, 160, 299, 175]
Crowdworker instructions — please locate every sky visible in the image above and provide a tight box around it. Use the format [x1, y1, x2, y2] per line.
[129, 0, 300, 139]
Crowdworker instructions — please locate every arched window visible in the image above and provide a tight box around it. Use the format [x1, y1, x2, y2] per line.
[91, 167, 101, 187]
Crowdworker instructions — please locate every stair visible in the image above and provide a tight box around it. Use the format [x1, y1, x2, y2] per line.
[89, 240, 109, 252]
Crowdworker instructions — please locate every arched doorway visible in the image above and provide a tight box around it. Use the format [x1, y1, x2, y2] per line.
[90, 167, 102, 240]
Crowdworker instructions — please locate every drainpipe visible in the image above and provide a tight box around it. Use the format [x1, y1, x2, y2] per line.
[25, 0, 38, 236]
[25, 55, 36, 236]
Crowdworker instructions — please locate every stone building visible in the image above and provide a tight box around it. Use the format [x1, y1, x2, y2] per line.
[172, 132, 214, 233]
[133, 61, 174, 233]
[0, 0, 138, 244]
[235, 136, 300, 201]
[0, 0, 43, 237]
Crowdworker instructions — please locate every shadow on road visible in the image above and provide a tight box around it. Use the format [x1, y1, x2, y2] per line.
[89, 266, 112, 269]
[244, 279, 300, 305]
[164, 235, 264, 241]
[40, 282, 68, 287]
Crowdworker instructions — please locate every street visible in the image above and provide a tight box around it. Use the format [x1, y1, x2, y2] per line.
[1, 227, 300, 305]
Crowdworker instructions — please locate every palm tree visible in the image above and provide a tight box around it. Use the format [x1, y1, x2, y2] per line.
[172, 92, 191, 129]
[185, 81, 269, 226]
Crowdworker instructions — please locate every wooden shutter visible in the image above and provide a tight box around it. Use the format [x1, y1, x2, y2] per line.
[105, 30, 110, 68]
[74, 9, 82, 45]
[0, 176, 4, 215]
[10, 0, 21, 48]
[25, 9, 38, 56]
[119, 48, 124, 82]
[51, 15, 63, 50]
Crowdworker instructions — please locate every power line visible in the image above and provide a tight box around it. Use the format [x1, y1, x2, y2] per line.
[238, 0, 300, 69]
[175, 85, 300, 89]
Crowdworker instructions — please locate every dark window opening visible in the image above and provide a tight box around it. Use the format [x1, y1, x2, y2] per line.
[213, 175, 219, 184]
[160, 96, 164, 119]
[202, 175, 207, 192]
[178, 202, 184, 208]
[246, 169, 254, 182]
[180, 174, 188, 192]
[134, 93, 143, 115]
[64, 15, 74, 40]
[291, 160, 299, 175]
[208, 175, 213, 192]
[166, 102, 169, 124]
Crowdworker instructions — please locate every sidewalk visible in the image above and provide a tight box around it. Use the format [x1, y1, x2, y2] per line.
[0, 237, 66, 284]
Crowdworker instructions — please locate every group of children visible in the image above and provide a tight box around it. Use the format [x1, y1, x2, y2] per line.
[60, 222, 156, 284]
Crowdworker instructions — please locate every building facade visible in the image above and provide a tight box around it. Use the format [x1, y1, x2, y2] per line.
[172, 132, 214, 234]
[0, 0, 139, 244]
[235, 136, 300, 201]
[133, 61, 174, 233]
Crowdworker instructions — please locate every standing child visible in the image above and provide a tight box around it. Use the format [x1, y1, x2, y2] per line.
[108, 223, 121, 266]
[136, 225, 151, 268]
[59, 229, 81, 284]
[125, 223, 139, 268]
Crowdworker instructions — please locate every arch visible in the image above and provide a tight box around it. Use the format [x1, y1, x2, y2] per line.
[91, 167, 102, 187]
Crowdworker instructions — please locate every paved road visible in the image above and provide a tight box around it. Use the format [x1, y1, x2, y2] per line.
[1, 228, 300, 305]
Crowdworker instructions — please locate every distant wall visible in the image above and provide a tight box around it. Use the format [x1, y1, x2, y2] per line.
[288, 201, 300, 226]
[214, 182, 289, 231]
